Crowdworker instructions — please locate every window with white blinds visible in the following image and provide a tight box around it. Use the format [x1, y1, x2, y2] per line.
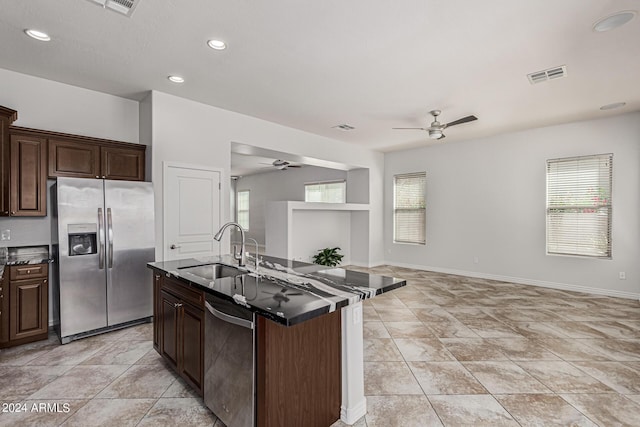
[546, 154, 612, 258]
[237, 190, 250, 230]
[304, 180, 346, 203]
[394, 172, 426, 245]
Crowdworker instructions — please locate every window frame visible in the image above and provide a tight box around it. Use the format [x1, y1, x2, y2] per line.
[545, 153, 612, 259]
[393, 172, 426, 245]
[304, 180, 347, 203]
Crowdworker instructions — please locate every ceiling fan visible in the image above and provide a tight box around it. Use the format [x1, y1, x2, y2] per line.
[260, 159, 303, 170]
[393, 110, 478, 140]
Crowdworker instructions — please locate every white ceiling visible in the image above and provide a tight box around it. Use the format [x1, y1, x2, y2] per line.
[1, 0, 639, 152]
[230, 143, 355, 176]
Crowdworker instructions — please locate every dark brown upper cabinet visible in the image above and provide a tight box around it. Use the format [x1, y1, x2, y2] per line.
[0, 105, 146, 218]
[47, 133, 145, 181]
[100, 145, 145, 181]
[9, 131, 47, 217]
[0, 106, 18, 216]
[48, 138, 100, 179]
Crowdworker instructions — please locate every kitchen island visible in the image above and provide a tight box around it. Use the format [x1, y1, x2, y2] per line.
[148, 255, 405, 427]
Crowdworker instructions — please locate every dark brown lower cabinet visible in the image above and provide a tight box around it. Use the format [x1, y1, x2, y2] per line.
[160, 289, 179, 368]
[10, 277, 48, 341]
[257, 310, 341, 427]
[1, 263, 49, 348]
[158, 285, 204, 395]
[180, 301, 204, 391]
[151, 271, 341, 425]
[0, 273, 9, 346]
[153, 273, 162, 350]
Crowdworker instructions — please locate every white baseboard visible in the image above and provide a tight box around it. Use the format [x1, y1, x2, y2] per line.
[348, 260, 386, 269]
[385, 261, 640, 300]
[340, 397, 367, 425]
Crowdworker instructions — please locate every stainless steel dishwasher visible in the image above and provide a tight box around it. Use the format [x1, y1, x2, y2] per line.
[204, 293, 255, 427]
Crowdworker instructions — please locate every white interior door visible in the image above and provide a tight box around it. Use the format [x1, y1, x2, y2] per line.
[164, 163, 222, 261]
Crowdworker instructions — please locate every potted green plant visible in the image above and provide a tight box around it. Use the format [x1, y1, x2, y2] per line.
[312, 247, 344, 267]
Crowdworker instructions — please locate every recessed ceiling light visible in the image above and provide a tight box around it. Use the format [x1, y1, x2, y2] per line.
[24, 29, 51, 42]
[207, 39, 227, 50]
[600, 102, 626, 111]
[168, 75, 185, 83]
[593, 10, 636, 32]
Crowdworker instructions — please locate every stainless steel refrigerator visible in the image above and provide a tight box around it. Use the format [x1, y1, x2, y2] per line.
[52, 177, 155, 343]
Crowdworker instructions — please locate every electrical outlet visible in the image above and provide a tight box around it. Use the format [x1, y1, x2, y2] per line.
[619, 272, 626, 280]
[1, 229, 10, 241]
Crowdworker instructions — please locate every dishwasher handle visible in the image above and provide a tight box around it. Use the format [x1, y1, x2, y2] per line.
[205, 301, 254, 330]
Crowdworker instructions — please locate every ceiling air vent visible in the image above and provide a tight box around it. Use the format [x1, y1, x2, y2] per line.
[87, 0, 140, 17]
[332, 124, 355, 131]
[527, 65, 567, 84]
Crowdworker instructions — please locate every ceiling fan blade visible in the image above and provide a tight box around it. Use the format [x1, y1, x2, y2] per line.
[438, 134, 446, 140]
[392, 127, 427, 130]
[445, 115, 478, 128]
[288, 165, 302, 168]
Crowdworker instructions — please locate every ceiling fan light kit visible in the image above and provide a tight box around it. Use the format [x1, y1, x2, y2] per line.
[429, 129, 443, 139]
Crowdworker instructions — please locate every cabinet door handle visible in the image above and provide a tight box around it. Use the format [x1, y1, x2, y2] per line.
[170, 244, 181, 250]
[43, 279, 47, 283]
[11, 211, 15, 215]
[174, 302, 183, 308]
[96, 176, 100, 179]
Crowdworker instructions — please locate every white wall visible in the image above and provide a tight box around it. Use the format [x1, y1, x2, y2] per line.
[0, 68, 138, 142]
[236, 166, 348, 244]
[149, 91, 384, 265]
[292, 210, 351, 264]
[384, 112, 640, 298]
[0, 68, 142, 248]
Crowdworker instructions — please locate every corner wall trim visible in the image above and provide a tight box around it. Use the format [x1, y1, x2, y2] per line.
[384, 261, 640, 301]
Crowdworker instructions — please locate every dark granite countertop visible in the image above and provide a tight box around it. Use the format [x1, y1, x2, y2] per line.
[1, 245, 53, 281]
[148, 254, 406, 326]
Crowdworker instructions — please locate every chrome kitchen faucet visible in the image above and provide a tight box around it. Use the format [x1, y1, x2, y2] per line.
[214, 222, 246, 267]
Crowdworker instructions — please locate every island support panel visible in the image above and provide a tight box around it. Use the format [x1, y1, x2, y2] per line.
[257, 309, 341, 427]
[340, 302, 366, 423]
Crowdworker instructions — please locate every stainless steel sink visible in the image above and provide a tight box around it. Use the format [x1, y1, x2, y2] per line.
[178, 263, 244, 281]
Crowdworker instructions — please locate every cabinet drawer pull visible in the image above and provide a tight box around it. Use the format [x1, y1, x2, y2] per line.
[174, 302, 183, 308]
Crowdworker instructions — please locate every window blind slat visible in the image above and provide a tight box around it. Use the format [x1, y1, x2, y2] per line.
[394, 172, 426, 245]
[305, 181, 346, 203]
[237, 190, 250, 230]
[546, 154, 612, 258]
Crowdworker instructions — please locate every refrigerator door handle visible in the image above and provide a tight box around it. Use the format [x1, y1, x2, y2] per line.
[107, 207, 114, 269]
[98, 208, 105, 270]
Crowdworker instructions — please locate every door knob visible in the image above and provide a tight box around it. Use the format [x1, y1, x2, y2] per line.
[170, 244, 181, 249]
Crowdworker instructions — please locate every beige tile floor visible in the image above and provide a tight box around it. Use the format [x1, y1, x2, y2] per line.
[0, 266, 639, 426]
